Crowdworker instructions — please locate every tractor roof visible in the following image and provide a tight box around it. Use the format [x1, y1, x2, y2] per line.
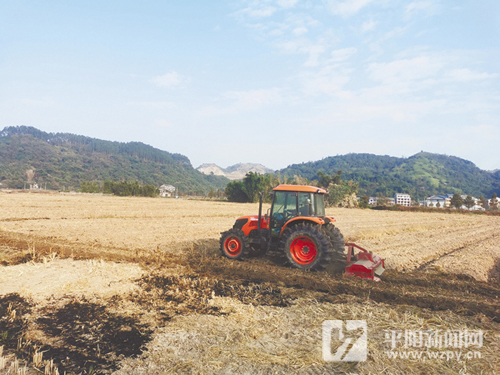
[273, 184, 327, 194]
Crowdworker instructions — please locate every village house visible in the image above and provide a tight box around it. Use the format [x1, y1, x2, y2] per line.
[423, 194, 453, 208]
[159, 184, 176, 197]
[394, 193, 411, 206]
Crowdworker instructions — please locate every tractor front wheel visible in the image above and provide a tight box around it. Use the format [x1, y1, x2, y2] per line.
[220, 228, 249, 260]
[281, 224, 331, 271]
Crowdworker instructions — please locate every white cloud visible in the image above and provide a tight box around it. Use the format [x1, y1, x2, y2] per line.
[304, 45, 326, 67]
[264, 14, 320, 38]
[405, 0, 440, 18]
[277, 0, 299, 8]
[368, 26, 410, 56]
[316, 95, 448, 126]
[292, 26, 308, 36]
[149, 71, 189, 87]
[300, 69, 351, 96]
[330, 47, 357, 62]
[326, 0, 376, 17]
[368, 56, 444, 86]
[241, 5, 277, 17]
[277, 38, 327, 67]
[360, 19, 378, 33]
[446, 68, 498, 82]
[201, 88, 283, 116]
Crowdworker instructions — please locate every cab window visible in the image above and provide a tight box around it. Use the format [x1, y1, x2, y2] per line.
[271, 191, 297, 228]
[314, 194, 325, 216]
[298, 193, 312, 216]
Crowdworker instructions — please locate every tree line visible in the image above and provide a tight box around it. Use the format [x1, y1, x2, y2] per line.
[225, 171, 358, 207]
[81, 180, 159, 197]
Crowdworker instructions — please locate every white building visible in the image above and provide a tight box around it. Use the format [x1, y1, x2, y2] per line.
[458, 195, 484, 211]
[424, 194, 453, 208]
[159, 184, 176, 197]
[394, 193, 411, 206]
[368, 197, 378, 205]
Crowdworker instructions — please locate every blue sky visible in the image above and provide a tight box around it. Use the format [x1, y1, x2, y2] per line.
[1, 0, 499, 171]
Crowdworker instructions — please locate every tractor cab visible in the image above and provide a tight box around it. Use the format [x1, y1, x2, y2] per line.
[269, 185, 331, 237]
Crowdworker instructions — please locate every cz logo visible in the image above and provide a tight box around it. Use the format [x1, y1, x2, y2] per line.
[322, 320, 367, 362]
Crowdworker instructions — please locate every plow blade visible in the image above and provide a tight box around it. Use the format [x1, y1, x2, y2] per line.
[344, 243, 385, 282]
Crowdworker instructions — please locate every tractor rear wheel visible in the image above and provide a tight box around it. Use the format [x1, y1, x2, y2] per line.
[281, 224, 331, 271]
[220, 228, 249, 260]
[323, 224, 346, 262]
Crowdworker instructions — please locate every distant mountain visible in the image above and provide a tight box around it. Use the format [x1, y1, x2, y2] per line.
[279, 152, 500, 200]
[0, 126, 229, 194]
[197, 163, 274, 180]
[196, 163, 226, 177]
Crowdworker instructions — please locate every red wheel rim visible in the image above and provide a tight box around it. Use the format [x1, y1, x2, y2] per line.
[224, 236, 242, 257]
[290, 236, 317, 265]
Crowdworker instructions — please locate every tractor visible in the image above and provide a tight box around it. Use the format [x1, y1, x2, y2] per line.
[220, 184, 385, 280]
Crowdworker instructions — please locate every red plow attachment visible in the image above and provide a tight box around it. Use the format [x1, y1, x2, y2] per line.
[344, 243, 385, 282]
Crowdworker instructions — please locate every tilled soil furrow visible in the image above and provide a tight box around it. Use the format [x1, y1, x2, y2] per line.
[191, 256, 500, 320]
[416, 232, 499, 271]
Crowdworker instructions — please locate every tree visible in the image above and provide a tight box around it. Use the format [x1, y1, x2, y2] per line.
[101, 180, 158, 197]
[479, 196, 488, 209]
[359, 195, 370, 209]
[463, 195, 475, 210]
[242, 172, 264, 203]
[140, 184, 159, 197]
[26, 169, 35, 182]
[208, 188, 215, 199]
[326, 180, 358, 207]
[450, 193, 463, 209]
[81, 181, 100, 193]
[225, 180, 249, 202]
[490, 193, 498, 211]
[317, 170, 341, 188]
[436, 202, 440, 208]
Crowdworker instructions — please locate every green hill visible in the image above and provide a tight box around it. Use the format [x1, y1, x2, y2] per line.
[279, 152, 500, 200]
[0, 126, 228, 194]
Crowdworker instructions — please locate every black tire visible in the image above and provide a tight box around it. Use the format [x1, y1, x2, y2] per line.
[322, 224, 346, 262]
[220, 228, 250, 260]
[281, 223, 332, 271]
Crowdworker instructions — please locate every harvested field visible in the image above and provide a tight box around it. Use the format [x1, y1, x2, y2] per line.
[0, 191, 499, 374]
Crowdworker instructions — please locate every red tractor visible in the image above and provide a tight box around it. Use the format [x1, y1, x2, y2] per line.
[220, 184, 385, 280]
